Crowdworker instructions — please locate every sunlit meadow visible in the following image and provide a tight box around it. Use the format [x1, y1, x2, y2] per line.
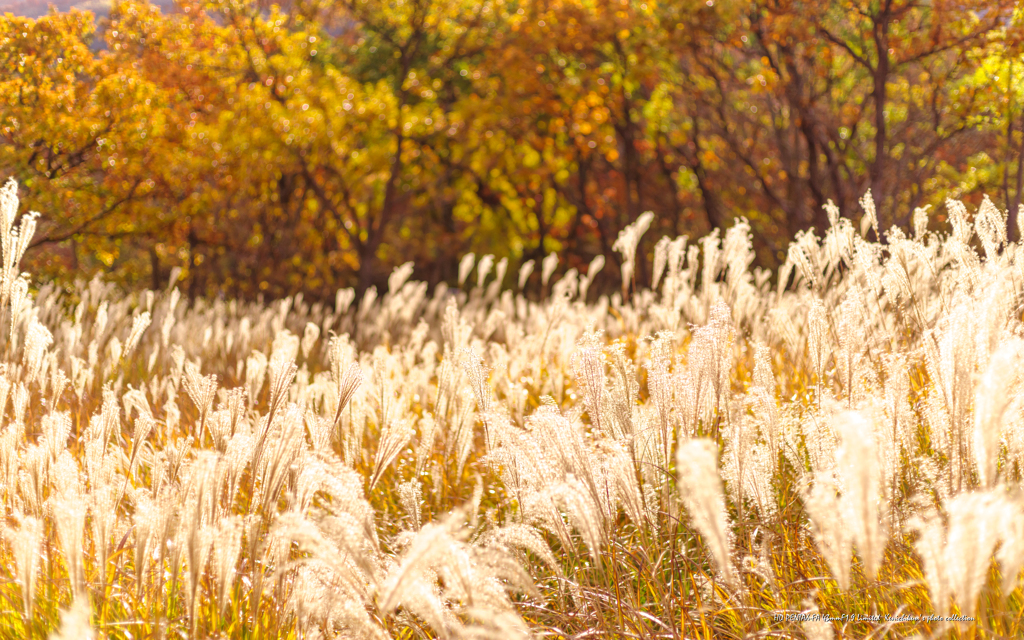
[2, 178, 1024, 639]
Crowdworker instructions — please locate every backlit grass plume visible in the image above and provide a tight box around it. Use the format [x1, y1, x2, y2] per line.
[0, 176, 1021, 639]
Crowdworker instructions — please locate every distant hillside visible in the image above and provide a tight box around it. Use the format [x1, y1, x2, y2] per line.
[0, 0, 174, 19]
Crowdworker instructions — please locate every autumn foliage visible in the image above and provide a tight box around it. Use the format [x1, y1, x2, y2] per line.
[0, 0, 1021, 300]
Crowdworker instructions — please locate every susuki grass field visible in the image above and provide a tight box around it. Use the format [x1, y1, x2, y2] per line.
[2, 178, 1024, 639]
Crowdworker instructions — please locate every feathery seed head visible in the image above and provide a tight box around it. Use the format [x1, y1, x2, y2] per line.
[541, 252, 559, 287]
[517, 259, 534, 290]
[123, 311, 151, 358]
[859, 189, 878, 239]
[676, 438, 736, 586]
[459, 253, 477, 287]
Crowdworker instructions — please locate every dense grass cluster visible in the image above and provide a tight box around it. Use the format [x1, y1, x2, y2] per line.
[2, 178, 1024, 639]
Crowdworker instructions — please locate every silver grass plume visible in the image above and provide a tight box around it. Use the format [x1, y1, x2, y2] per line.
[721, 404, 759, 519]
[245, 349, 268, 406]
[459, 253, 476, 287]
[823, 205, 855, 277]
[6, 275, 28, 342]
[95, 300, 109, 338]
[379, 510, 468, 635]
[398, 479, 424, 529]
[476, 254, 495, 289]
[834, 287, 861, 404]
[50, 454, 87, 598]
[0, 179, 19, 269]
[328, 335, 363, 443]
[913, 204, 931, 240]
[551, 474, 608, 562]
[22, 320, 53, 386]
[807, 299, 829, 400]
[266, 351, 297, 422]
[305, 409, 332, 453]
[182, 362, 218, 443]
[41, 410, 72, 462]
[552, 268, 578, 302]
[604, 440, 653, 532]
[912, 490, 1008, 617]
[579, 255, 605, 301]
[460, 609, 533, 640]
[126, 410, 155, 483]
[271, 511, 382, 638]
[851, 235, 884, 299]
[647, 331, 674, 470]
[835, 410, 888, 581]
[479, 522, 563, 579]
[859, 189, 879, 239]
[415, 412, 438, 475]
[975, 195, 1007, 262]
[221, 386, 247, 437]
[571, 329, 606, 436]
[258, 405, 305, 516]
[768, 307, 800, 356]
[824, 199, 841, 228]
[335, 287, 355, 314]
[123, 311, 151, 358]
[461, 347, 493, 441]
[440, 299, 472, 354]
[5, 511, 43, 622]
[947, 197, 975, 246]
[676, 438, 736, 585]
[390, 261, 416, 295]
[700, 229, 722, 303]
[787, 232, 820, 292]
[612, 211, 655, 298]
[723, 219, 755, 295]
[801, 596, 835, 640]
[666, 236, 689, 292]
[87, 463, 120, 588]
[490, 257, 508, 297]
[49, 599, 96, 640]
[185, 523, 215, 631]
[0, 180, 39, 313]
[652, 236, 671, 291]
[880, 354, 913, 525]
[995, 496, 1024, 596]
[12, 380, 29, 432]
[212, 515, 244, 615]
[686, 300, 734, 436]
[973, 337, 1024, 487]
[370, 417, 414, 491]
[132, 491, 164, 601]
[750, 341, 779, 470]
[446, 387, 478, 478]
[517, 259, 535, 290]
[48, 366, 68, 409]
[802, 472, 852, 590]
[300, 321, 320, 360]
[160, 288, 180, 347]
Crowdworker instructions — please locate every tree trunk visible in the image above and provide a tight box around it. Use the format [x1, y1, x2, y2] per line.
[150, 246, 163, 291]
[870, 17, 890, 225]
[1010, 113, 1024, 241]
[359, 129, 405, 293]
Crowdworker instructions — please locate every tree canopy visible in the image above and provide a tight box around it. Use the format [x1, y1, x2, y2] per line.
[1, 0, 1021, 299]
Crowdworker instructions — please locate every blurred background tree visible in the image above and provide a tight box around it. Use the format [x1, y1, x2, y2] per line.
[0, 0, 1020, 299]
